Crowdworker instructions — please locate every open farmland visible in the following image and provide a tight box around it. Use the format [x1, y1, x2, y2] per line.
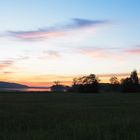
[0, 92, 140, 140]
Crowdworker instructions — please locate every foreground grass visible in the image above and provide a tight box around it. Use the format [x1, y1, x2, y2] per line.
[0, 92, 140, 139]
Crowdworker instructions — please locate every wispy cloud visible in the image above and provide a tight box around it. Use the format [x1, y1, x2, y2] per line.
[97, 73, 130, 78]
[78, 47, 116, 58]
[14, 56, 29, 61]
[0, 56, 29, 69]
[0, 60, 14, 69]
[79, 48, 106, 58]
[42, 50, 61, 59]
[64, 18, 109, 29]
[7, 18, 109, 41]
[78, 45, 140, 59]
[3, 71, 14, 74]
[124, 46, 140, 54]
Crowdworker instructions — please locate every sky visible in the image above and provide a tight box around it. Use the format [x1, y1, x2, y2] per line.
[0, 0, 140, 86]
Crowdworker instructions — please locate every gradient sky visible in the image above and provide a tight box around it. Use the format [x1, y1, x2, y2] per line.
[0, 0, 140, 86]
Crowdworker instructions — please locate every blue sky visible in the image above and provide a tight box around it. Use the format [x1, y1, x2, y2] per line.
[0, 0, 139, 86]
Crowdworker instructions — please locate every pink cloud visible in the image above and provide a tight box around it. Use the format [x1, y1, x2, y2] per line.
[125, 48, 140, 54]
[79, 47, 112, 58]
[15, 31, 65, 40]
[0, 60, 14, 69]
[7, 18, 109, 41]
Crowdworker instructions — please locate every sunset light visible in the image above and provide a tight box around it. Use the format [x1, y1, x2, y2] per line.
[0, 0, 139, 86]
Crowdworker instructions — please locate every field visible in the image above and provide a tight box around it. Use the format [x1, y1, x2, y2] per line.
[0, 92, 140, 140]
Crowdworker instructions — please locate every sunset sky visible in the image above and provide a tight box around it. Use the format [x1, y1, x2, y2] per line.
[0, 0, 140, 86]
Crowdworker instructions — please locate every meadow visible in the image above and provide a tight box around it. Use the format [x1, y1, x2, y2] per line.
[0, 92, 140, 140]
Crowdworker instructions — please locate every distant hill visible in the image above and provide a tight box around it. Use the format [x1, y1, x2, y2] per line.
[0, 81, 28, 88]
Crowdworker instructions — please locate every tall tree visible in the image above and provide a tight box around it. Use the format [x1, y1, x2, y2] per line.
[53, 81, 60, 86]
[130, 70, 139, 85]
[122, 70, 139, 92]
[109, 76, 119, 84]
[72, 74, 99, 93]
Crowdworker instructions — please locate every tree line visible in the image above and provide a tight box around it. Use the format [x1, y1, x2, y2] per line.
[51, 70, 140, 93]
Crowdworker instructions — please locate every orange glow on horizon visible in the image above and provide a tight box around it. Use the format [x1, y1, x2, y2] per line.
[0, 72, 139, 87]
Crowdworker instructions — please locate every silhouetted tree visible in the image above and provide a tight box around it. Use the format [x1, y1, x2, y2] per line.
[130, 70, 139, 85]
[83, 74, 99, 84]
[109, 76, 120, 91]
[122, 70, 140, 92]
[51, 81, 69, 92]
[53, 81, 60, 86]
[109, 76, 119, 84]
[72, 74, 99, 93]
[73, 78, 77, 86]
[120, 78, 125, 84]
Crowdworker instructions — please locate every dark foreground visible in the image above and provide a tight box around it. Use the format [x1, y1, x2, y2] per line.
[0, 92, 140, 140]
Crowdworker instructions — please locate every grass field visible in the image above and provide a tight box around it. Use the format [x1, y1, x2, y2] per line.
[0, 92, 140, 140]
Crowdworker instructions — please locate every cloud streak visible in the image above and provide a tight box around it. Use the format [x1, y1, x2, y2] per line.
[42, 50, 61, 59]
[124, 47, 140, 54]
[97, 73, 130, 78]
[0, 60, 14, 69]
[0, 56, 29, 69]
[78, 47, 117, 59]
[78, 45, 140, 59]
[79, 48, 107, 58]
[7, 18, 109, 41]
